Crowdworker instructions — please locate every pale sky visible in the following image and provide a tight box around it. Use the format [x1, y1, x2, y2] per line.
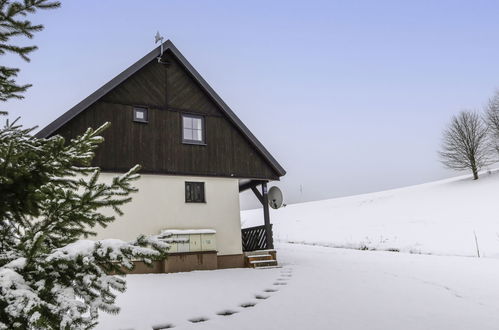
[5, 0, 499, 209]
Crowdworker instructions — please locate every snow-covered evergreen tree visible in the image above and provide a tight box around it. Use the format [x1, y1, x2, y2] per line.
[0, 119, 171, 329]
[0, 0, 61, 113]
[0, 3, 171, 328]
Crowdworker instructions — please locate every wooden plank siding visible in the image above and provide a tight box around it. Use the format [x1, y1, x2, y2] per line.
[52, 50, 280, 180]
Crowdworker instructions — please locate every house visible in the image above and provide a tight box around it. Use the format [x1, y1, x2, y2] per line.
[35, 40, 286, 273]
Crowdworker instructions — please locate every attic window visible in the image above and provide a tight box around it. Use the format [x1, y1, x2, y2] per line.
[182, 114, 205, 144]
[133, 107, 148, 123]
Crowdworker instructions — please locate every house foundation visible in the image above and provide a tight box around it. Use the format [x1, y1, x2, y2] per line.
[127, 251, 245, 274]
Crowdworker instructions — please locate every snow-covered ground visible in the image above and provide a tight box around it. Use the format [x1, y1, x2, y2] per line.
[242, 170, 499, 258]
[96, 172, 499, 329]
[97, 243, 499, 330]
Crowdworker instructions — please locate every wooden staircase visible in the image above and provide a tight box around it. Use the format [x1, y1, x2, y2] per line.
[244, 250, 277, 268]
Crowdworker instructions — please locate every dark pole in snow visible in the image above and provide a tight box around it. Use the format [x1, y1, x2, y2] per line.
[262, 182, 274, 249]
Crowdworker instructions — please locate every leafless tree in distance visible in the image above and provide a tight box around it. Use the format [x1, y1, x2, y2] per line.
[485, 90, 499, 155]
[439, 110, 493, 180]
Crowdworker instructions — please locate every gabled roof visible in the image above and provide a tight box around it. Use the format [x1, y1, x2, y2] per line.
[35, 40, 286, 177]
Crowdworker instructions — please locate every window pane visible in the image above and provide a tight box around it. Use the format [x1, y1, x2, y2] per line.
[186, 183, 192, 201]
[194, 184, 200, 201]
[192, 117, 203, 130]
[192, 129, 202, 141]
[133, 108, 147, 122]
[183, 128, 193, 141]
[183, 116, 193, 129]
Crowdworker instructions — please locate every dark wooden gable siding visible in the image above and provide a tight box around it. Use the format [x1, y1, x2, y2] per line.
[52, 50, 279, 180]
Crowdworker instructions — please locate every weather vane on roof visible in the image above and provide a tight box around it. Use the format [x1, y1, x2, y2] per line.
[155, 31, 166, 63]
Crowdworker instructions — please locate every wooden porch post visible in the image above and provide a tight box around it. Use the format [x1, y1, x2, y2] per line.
[261, 182, 274, 249]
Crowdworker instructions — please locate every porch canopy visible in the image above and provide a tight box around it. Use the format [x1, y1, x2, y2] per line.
[238, 179, 274, 251]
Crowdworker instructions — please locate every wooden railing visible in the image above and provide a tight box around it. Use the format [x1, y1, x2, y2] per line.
[241, 224, 273, 252]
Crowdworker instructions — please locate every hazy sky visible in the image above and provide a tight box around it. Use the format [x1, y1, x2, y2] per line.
[5, 0, 499, 209]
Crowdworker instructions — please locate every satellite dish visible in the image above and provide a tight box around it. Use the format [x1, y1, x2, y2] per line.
[268, 186, 283, 209]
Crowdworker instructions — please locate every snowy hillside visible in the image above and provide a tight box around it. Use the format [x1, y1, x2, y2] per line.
[242, 170, 499, 258]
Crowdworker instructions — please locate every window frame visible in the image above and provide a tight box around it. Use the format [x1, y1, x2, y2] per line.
[181, 113, 206, 145]
[133, 107, 148, 123]
[185, 181, 206, 203]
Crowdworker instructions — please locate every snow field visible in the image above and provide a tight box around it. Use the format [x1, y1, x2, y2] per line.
[242, 170, 499, 258]
[97, 244, 499, 330]
[95, 265, 291, 330]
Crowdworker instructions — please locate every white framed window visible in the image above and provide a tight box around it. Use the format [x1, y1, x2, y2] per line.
[133, 107, 148, 123]
[182, 114, 205, 144]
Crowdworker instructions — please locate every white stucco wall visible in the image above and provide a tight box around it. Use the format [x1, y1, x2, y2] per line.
[94, 173, 243, 256]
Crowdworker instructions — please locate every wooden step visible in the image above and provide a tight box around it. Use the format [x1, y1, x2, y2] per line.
[248, 259, 278, 268]
[246, 254, 273, 262]
[244, 249, 276, 257]
[244, 250, 278, 268]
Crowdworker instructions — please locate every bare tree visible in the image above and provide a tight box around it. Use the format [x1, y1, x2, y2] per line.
[485, 90, 499, 154]
[439, 110, 492, 180]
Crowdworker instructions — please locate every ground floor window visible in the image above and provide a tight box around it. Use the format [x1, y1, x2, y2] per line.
[185, 181, 205, 203]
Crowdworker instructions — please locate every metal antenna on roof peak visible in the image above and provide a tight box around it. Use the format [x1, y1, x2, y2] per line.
[155, 31, 166, 64]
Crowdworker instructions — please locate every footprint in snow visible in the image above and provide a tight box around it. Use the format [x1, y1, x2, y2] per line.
[152, 324, 175, 329]
[255, 294, 270, 300]
[217, 310, 238, 316]
[188, 317, 209, 323]
[240, 302, 257, 308]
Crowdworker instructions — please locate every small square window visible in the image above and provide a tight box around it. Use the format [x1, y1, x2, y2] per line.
[185, 182, 205, 203]
[133, 107, 148, 123]
[182, 114, 205, 144]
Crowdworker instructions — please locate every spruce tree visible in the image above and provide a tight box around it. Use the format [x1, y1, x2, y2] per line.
[0, 0, 61, 113]
[0, 2, 172, 328]
[0, 120, 171, 329]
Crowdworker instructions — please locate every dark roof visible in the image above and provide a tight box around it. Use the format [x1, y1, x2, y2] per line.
[35, 40, 286, 178]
